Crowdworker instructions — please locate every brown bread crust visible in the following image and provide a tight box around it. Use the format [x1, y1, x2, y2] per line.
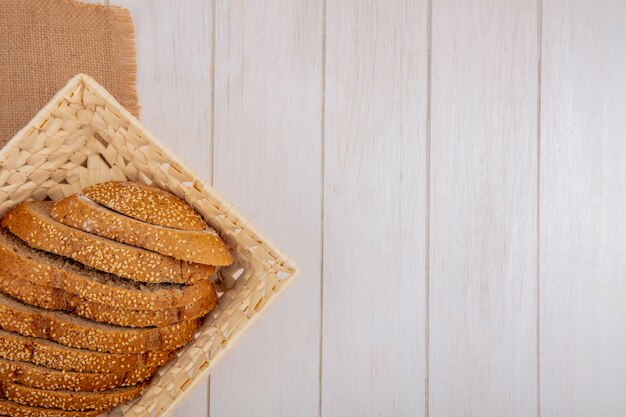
[0, 229, 215, 311]
[0, 329, 173, 373]
[0, 357, 155, 392]
[2, 381, 145, 411]
[84, 181, 207, 230]
[52, 194, 232, 266]
[0, 399, 100, 417]
[1, 201, 215, 284]
[0, 293, 200, 353]
[0, 271, 216, 328]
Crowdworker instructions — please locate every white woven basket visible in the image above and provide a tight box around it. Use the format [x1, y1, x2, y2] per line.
[0, 74, 298, 416]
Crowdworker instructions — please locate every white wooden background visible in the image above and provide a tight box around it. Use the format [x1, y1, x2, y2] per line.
[91, 0, 626, 416]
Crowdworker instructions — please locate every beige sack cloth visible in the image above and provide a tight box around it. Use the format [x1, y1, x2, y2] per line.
[0, 0, 139, 146]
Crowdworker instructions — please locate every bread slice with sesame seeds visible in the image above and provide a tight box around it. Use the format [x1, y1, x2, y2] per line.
[0, 230, 216, 328]
[0, 399, 100, 417]
[52, 193, 233, 266]
[0, 272, 215, 327]
[0, 293, 200, 353]
[1, 380, 146, 412]
[84, 181, 208, 231]
[0, 229, 216, 311]
[0, 357, 155, 392]
[1, 201, 215, 284]
[0, 329, 173, 373]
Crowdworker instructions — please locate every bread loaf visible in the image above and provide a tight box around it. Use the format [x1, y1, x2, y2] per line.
[1, 201, 215, 284]
[0, 180, 232, 414]
[52, 194, 232, 266]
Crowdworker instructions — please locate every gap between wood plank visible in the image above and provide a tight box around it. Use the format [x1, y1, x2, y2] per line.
[425, 0, 432, 415]
[318, 0, 327, 416]
[535, 0, 543, 415]
[207, 1, 217, 416]
[210, 0, 217, 193]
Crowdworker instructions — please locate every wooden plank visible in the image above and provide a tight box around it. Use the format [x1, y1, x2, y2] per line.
[540, 1, 626, 416]
[429, 1, 538, 416]
[322, 1, 427, 416]
[109, 1, 213, 416]
[112, 0, 214, 183]
[210, 1, 322, 417]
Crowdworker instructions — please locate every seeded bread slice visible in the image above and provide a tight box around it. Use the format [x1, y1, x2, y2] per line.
[1, 201, 215, 284]
[0, 229, 215, 311]
[0, 270, 216, 327]
[0, 329, 172, 373]
[53, 194, 232, 266]
[0, 399, 100, 417]
[84, 181, 207, 230]
[0, 293, 200, 353]
[2, 380, 145, 411]
[0, 357, 155, 392]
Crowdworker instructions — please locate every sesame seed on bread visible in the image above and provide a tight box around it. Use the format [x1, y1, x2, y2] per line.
[52, 194, 233, 266]
[0, 293, 200, 353]
[2, 380, 146, 411]
[0, 357, 155, 392]
[0, 229, 215, 311]
[0, 399, 100, 417]
[84, 181, 207, 231]
[0, 329, 172, 373]
[1, 201, 215, 284]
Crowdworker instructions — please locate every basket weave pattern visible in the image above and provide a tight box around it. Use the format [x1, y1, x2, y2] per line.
[0, 74, 297, 417]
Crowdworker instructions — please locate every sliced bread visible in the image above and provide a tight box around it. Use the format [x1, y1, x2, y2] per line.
[0, 329, 172, 373]
[0, 293, 200, 353]
[2, 380, 145, 411]
[0, 357, 155, 392]
[1, 201, 215, 284]
[53, 194, 232, 266]
[0, 270, 216, 327]
[0, 229, 215, 311]
[0, 399, 100, 417]
[84, 181, 207, 230]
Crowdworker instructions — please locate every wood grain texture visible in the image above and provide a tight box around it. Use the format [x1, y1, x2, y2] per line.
[322, 0, 428, 416]
[540, 1, 626, 416]
[70, 1, 626, 416]
[108, 1, 213, 416]
[112, 0, 214, 183]
[210, 1, 322, 417]
[429, 1, 538, 416]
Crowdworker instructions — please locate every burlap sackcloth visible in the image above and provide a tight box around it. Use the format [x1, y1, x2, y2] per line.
[0, 0, 139, 146]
